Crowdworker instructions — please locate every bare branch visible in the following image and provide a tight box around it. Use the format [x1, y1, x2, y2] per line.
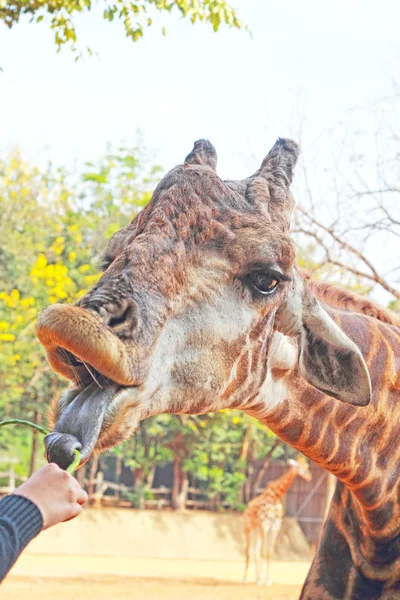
[296, 206, 400, 301]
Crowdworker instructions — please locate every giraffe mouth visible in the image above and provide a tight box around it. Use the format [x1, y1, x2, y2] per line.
[43, 379, 141, 469]
[36, 304, 141, 469]
[36, 303, 138, 386]
[43, 380, 119, 469]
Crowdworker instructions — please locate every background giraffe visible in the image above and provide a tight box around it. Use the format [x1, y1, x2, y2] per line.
[243, 456, 312, 585]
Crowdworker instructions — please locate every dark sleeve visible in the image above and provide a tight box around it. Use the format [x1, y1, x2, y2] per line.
[0, 494, 43, 583]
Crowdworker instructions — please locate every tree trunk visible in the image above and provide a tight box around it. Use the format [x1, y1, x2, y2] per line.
[134, 467, 145, 488]
[115, 455, 122, 500]
[76, 465, 86, 488]
[177, 470, 189, 510]
[240, 424, 252, 460]
[87, 455, 99, 497]
[251, 438, 282, 497]
[146, 464, 156, 490]
[29, 410, 41, 477]
[171, 455, 182, 510]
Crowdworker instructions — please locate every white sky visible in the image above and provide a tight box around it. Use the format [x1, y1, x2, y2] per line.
[1, 0, 399, 176]
[0, 0, 399, 302]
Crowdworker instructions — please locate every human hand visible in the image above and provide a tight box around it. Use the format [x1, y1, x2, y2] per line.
[13, 463, 88, 529]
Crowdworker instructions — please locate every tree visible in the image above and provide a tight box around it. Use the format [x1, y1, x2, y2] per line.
[0, 1, 245, 56]
[0, 144, 160, 473]
[293, 91, 400, 308]
[182, 411, 289, 510]
[117, 417, 174, 507]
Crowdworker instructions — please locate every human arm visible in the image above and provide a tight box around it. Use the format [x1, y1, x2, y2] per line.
[0, 463, 87, 582]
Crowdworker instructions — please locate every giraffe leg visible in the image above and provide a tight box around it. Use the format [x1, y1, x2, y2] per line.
[243, 527, 251, 584]
[254, 529, 263, 585]
[264, 520, 282, 586]
[264, 530, 272, 586]
[257, 526, 272, 586]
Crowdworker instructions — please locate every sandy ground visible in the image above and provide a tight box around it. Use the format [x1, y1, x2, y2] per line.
[1, 576, 302, 600]
[2, 555, 310, 600]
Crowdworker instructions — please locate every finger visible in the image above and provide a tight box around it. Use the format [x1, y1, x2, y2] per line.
[69, 475, 84, 492]
[66, 474, 87, 496]
[43, 462, 62, 476]
[76, 488, 88, 505]
[63, 503, 83, 523]
[66, 474, 87, 504]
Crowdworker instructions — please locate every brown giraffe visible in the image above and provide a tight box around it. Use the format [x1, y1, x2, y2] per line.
[243, 456, 312, 586]
[35, 138, 400, 599]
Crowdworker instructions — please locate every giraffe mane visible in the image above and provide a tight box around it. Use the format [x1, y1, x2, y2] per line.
[299, 268, 400, 327]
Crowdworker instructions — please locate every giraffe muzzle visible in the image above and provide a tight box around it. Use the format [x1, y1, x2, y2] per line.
[44, 381, 119, 469]
[36, 303, 139, 386]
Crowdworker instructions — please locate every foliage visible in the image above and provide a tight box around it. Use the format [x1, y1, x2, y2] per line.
[0, 145, 159, 469]
[0, 0, 245, 56]
[120, 484, 154, 508]
[119, 417, 174, 482]
[183, 411, 285, 510]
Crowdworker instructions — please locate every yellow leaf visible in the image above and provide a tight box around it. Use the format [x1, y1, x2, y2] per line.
[84, 274, 100, 286]
[20, 297, 35, 308]
[36, 254, 48, 269]
[50, 236, 65, 255]
[0, 333, 15, 342]
[10, 289, 20, 302]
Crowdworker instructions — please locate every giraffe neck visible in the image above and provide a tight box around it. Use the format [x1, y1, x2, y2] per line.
[247, 310, 400, 529]
[262, 467, 298, 501]
[247, 309, 400, 593]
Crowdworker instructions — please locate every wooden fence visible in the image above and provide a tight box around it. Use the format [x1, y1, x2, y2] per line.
[0, 456, 331, 545]
[0, 468, 27, 496]
[83, 459, 331, 545]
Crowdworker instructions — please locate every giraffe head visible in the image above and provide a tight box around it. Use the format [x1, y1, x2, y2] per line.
[36, 139, 371, 468]
[288, 456, 312, 482]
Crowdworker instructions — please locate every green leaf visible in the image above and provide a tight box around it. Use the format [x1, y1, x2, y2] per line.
[0, 1, 246, 54]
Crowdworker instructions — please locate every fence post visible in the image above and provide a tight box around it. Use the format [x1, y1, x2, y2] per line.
[294, 472, 327, 519]
[95, 471, 104, 494]
[91, 471, 104, 508]
[8, 468, 15, 492]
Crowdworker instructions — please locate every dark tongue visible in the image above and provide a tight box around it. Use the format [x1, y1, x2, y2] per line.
[44, 381, 118, 470]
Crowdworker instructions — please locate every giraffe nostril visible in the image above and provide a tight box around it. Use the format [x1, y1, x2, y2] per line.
[104, 301, 139, 332]
[78, 297, 139, 333]
[107, 306, 132, 328]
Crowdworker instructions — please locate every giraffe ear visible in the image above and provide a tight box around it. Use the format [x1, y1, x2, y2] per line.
[298, 299, 372, 406]
[275, 276, 372, 406]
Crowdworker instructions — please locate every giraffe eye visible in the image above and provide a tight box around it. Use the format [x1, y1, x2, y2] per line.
[248, 271, 279, 295]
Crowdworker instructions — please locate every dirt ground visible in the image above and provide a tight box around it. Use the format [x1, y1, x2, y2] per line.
[2, 575, 302, 600]
[2, 555, 309, 600]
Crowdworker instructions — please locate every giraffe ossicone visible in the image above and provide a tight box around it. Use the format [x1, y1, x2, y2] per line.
[35, 138, 400, 598]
